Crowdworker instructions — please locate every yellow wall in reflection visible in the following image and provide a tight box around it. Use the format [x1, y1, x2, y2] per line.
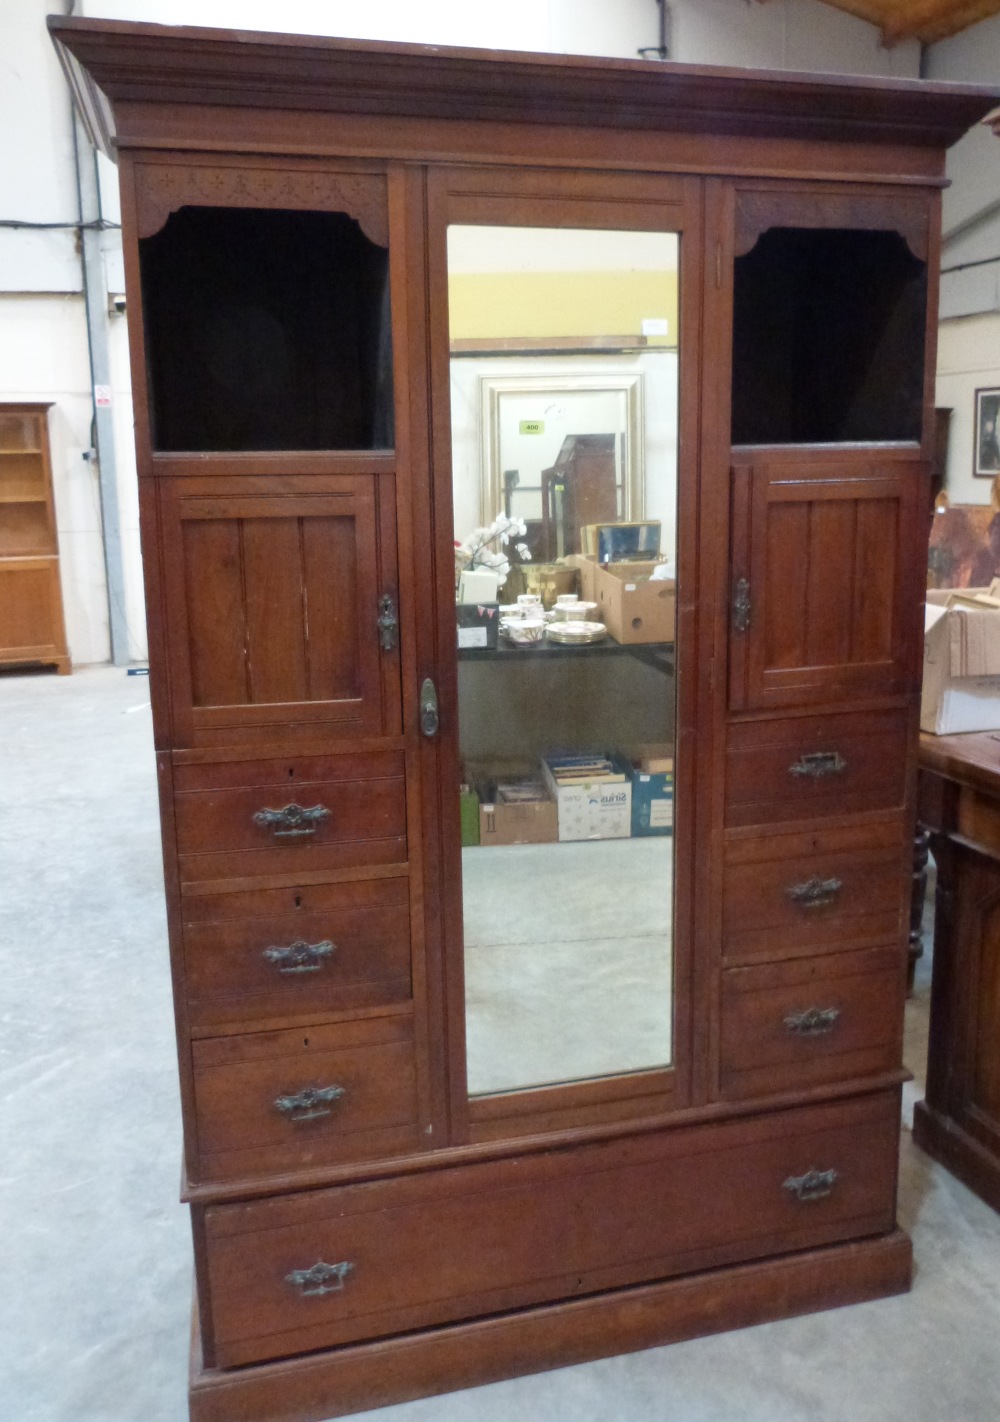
[448, 270, 679, 345]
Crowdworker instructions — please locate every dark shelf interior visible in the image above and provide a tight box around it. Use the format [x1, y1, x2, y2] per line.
[139, 205, 394, 452]
[732, 227, 927, 445]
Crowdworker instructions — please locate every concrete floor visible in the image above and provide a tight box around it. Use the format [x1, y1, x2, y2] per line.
[464, 838, 673, 1094]
[2, 665, 999, 1422]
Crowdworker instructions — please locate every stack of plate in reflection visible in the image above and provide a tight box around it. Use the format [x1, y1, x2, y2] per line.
[550, 600, 598, 621]
[545, 620, 607, 644]
[544, 593, 606, 643]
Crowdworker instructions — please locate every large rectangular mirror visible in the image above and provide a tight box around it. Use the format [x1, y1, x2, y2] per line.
[448, 225, 680, 1099]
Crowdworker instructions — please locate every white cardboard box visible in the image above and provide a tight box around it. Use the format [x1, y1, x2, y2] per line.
[458, 568, 500, 604]
[541, 756, 632, 842]
[921, 591, 1000, 734]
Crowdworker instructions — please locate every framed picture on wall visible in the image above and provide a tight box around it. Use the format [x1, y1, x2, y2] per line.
[974, 387, 1000, 477]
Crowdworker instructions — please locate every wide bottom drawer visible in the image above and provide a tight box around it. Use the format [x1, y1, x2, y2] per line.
[201, 1090, 900, 1368]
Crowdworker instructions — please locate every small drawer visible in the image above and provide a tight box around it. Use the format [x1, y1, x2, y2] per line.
[723, 822, 907, 964]
[182, 877, 411, 1030]
[201, 1091, 899, 1367]
[173, 751, 406, 884]
[719, 946, 905, 1100]
[725, 709, 909, 829]
[191, 1015, 419, 1182]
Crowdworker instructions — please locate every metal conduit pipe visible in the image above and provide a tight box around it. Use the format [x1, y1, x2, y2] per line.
[66, 0, 130, 666]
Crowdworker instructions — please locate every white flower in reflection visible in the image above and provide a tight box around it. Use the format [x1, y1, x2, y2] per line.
[455, 515, 530, 589]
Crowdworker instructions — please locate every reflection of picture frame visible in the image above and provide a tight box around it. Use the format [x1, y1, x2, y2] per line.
[479, 374, 644, 527]
[974, 387, 1000, 477]
[928, 504, 1000, 588]
[585, 521, 661, 563]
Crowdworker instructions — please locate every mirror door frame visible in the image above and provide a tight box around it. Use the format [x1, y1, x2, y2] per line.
[424, 165, 707, 1144]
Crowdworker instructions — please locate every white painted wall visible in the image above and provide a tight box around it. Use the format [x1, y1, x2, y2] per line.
[2, 297, 96, 665]
[0, 0, 960, 667]
[1, 0, 145, 667]
[936, 314, 1000, 506]
[1, 0, 79, 292]
[926, 15, 1000, 322]
[923, 18, 1000, 505]
[80, 0, 919, 72]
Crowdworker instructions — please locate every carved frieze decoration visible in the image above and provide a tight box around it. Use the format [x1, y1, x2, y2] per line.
[134, 165, 388, 246]
[734, 190, 928, 262]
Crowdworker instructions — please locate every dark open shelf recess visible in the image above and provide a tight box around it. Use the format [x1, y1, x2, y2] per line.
[732, 227, 927, 446]
[139, 205, 394, 453]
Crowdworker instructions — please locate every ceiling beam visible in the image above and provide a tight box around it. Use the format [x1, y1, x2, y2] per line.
[881, 0, 1000, 44]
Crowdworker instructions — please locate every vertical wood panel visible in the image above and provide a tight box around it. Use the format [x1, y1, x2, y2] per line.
[396, 163, 448, 1150]
[727, 462, 752, 711]
[303, 515, 361, 701]
[763, 502, 807, 670]
[804, 497, 855, 668]
[376, 473, 403, 734]
[973, 897, 1000, 1123]
[165, 479, 394, 739]
[852, 498, 897, 666]
[741, 460, 923, 709]
[242, 518, 308, 704]
[0, 566, 53, 645]
[183, 519, 247, 707]
[140, 480, 175, 749]
[346, 493, 389, 735]
[694, 176, 727, 1110]
[915, 772, 1000, 1213]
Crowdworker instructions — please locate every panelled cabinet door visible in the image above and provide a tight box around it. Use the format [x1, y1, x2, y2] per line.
[728, 456, 927, 711]
[158, 475, 401, 745]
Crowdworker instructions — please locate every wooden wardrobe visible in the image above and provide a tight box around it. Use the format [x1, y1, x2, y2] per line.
[50, 16, 999, 1422]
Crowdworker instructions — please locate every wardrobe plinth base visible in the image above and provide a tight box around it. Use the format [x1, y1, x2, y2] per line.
[189, 1229, 912, 1422]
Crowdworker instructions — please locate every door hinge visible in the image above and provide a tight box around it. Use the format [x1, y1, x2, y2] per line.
[377, 592, 398, 652]
[419, 677, 440, 738]
[732, 576, 750, 632]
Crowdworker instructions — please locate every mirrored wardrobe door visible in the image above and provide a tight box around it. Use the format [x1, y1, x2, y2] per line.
[426, 176, 704, 1140]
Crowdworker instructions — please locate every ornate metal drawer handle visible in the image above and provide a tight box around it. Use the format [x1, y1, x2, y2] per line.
[783, 1167, 839, 1202]
[273, 1084, 345, 1121]
[784, 1006, 841, 1037]
[252, 803, 331, 838]
[788, 751, 846, 779]
[263, 939, 336, 974]
[286, 1260, 354, 1297]
[786, 876, 843, 909]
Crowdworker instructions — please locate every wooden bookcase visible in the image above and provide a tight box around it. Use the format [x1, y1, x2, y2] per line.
[0, 403, 70, 675]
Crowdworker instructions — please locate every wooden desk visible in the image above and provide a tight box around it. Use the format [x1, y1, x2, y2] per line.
[915, 731, 1000, 1213]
